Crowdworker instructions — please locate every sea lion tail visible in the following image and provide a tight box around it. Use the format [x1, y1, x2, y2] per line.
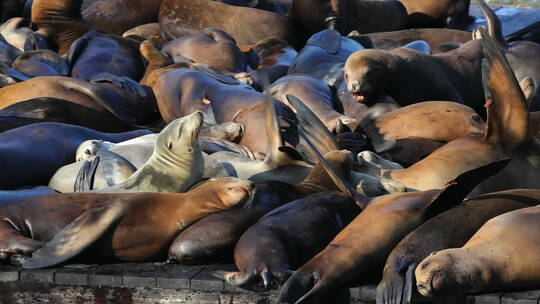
[477, 0, 508, 48]
[479, 26, 530, 148]
[74, 155, 100, 192]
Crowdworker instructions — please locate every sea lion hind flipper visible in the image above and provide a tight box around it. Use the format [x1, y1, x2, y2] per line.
[22, 201, 125, 269]
[480, 26, 530, 147]
[307, 29, 341, 55]
[74, 155, 100, 192]
[423, 158, 511, 219]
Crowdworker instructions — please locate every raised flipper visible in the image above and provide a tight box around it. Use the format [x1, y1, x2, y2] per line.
[477, 0, 508, 49]
[22, 201, 125, 269]
[479, 26, 531, 148]
[422, 158, 511, 219]
[307, 29, 342, 54]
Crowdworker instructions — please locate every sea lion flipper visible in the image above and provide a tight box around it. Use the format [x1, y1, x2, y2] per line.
[423, 158, 511, 219]
[74, 155, 100, 192]
[477, 0, 507, 49]
[22, 201, 125, 269]
[402, 263, 417, 304]
[285, 94, 339, 155]
[307, 29, 341, 55]
[193, 64, 241, 85]
[479, 26, 530, 147]
[90, 73, 148, 98]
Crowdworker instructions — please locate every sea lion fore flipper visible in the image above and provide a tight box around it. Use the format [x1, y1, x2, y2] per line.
[74, 155, 100, 192]
[423, 158, 511, 219]
[477, 0, 507, 49]
[22, 201, 125, 269]
[402, 263, 416, 304]
[480, 26, 530, 148]
[307, 29, 341, 55]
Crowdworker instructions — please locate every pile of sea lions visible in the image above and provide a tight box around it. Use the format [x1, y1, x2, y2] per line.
[1, 0, 540, 303]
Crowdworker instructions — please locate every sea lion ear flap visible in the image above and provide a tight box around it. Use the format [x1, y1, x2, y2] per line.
[22, 201, 125, 269]
[480, 26, 530, 148]
[286, 94, 339, 156]
[423, 158, 511, 219]
[307, 29, 342, 55]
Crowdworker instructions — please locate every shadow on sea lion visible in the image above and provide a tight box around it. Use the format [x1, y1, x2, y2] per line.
[415, 202, 540, 302]
[366, 27, 540, 194]
[0, 177, 255, 266]
[399, 0, 473, 29]
[158, 0, 305, 48]
[0, 122, 149, 189]
[377, 188, 540, 304]
[0, 186, 57, 206]
[11, 49, 69, 78]
[0, 17, 51, 51]
[277, 158, 510, 304]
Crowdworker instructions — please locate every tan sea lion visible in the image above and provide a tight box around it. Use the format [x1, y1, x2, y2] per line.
[158, 0, 305, 48]
[277, 159, 510, 304]
[0, 177, 255, 266]
[415, 202, 540, 301]
[377, 189, 540, 304]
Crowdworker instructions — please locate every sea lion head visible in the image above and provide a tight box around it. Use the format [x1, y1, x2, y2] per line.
[344, 49, 392, 106]
[76, 140, 116, 161]
[415, 250, 479, 298]
[156, 111, 204, 161]
[192, 177, 256, 208]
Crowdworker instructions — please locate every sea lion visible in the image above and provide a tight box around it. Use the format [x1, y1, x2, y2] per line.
[377, 188, 540, 304]
[73, 112, 204, 193]
[0, 122, 150, 189]
[0, 177, 254, 266]
[349, 28, 472, 54]
[161, 28, 250, 74]
[122, 23, 165, 48]
[0, 186, 56, 205]
[0, 97, 138, 133]
[68, 30, 145, 81]
[415, 203, 540, 301]
[277, 158, 510, 304]
[11, 49, 69, 78]
[226, 192, 360, 290]
[168, 149, 358, 264]
[287, 29, 364, 87]
[0, 35, 22, 67]
[398, 0, 472, 28]
[0, 17, 50, 51]
[158, 0, 304, 48]
[343, 39, 484, 112]
[369, 27, 540, 193]
[290, 0, 408, 37]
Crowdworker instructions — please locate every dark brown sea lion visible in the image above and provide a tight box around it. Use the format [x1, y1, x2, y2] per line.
[398, 0, 472, 28]
[0, 177, 254, 266]
[349, 28, 471, 54]
[0, 97, 137, 132]
[371, 27, 540, 193]
[277, 159, 510, 304]
[11, 49, 68, 77]
[0, 122, 150, 189]
[161, 28, 250, 74]
[168, 149, 356, 264]
[377, 189, 540, 304]
[226, 192, 360, 290]
[158, 0, 304, 48]
[343, 39, 484, 113]
[68, 30, 144, 81]
[290, 0, 408, 37]
[415, 203, 540, 301]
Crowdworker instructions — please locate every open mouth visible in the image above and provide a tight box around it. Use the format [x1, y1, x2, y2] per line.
[351, 92, 365, 103]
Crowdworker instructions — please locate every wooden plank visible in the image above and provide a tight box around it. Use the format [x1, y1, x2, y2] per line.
[0, 265, 20, 282]
[156, 264, 204, 289]
[20, 267, 60, 283]
[122, 263, 168, 288]
[88, 263, 135, 287]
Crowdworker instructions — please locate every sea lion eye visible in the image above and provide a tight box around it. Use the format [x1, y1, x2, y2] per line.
[471, 115, 481, 122]
[167, 142, 173, 150]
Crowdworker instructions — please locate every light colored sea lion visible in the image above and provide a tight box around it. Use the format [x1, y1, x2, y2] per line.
[0, 122, 149, 189]
[277, 159, 510, 304]
[369, 27, 540, 193]
[75, 112, 204, 193]
[0, 177, 254, 266]
[377, 189, 540, 304]
[161, 28, 250, 74]
[415, 203, 540, 300]
[158, 0, 304, 48]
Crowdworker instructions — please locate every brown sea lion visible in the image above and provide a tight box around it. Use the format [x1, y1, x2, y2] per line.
[168, 149, 357, 265]
[0, 122, 150, 189]
[0, 177, 254, 266]
[398, 0, 472, 28]
[290, 0, 408, 37]
[161, 28, 250, 74]
[349, 28, 472, 54]
[158, 0, 304, 48]
[277, 159, 510, 304]
[370, 27, 540, 193]
[377, 189, 540, 304]
[343, 39, 484, 113]
[415, 203, 540, 301]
